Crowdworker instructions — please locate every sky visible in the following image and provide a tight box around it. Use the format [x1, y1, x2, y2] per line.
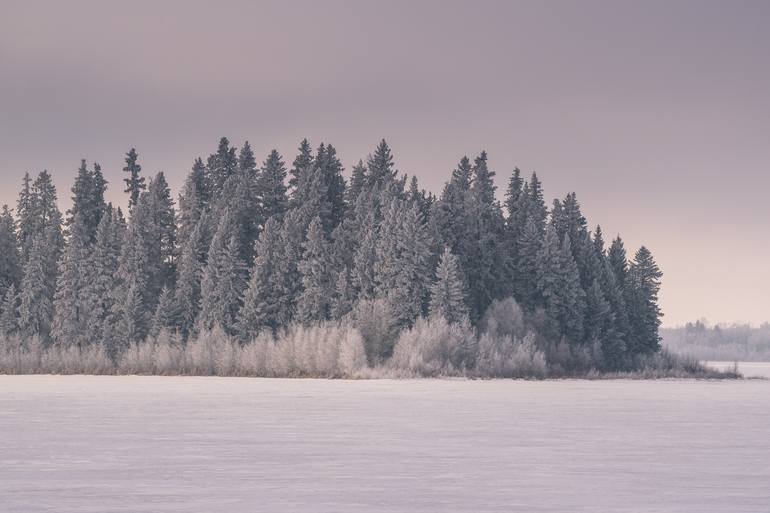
[1, 0, 768, 326]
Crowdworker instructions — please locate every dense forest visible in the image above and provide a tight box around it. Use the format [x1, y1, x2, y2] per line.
[0, 138, 668, 377]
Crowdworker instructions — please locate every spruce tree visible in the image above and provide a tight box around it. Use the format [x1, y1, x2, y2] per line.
[429, 248, 469, 324]
[207, 137, 238, 200]
[0, 284, 18, 336]
[375, 201, 431, 326]
[123, 148, 146, 209]
[352, 211, 378, 300]
[177, 158, 208, 244]
[347, 160, 367, 205]
[0, 205, 21, 300]
[18, 233, 54, 340]
[331, 267, 354, 319]
[67, 159, 107, 239]
[258, 149, 289, 221]
[289, 138, 313, 198]
[16, 172, 34, 262]
[608, 236, 628, 287]
[536, 227, 585, 343]
[150, 286, 178, 337]
[627, 246, 663, 355]
[82, 206, 124, 346]
[52, 212, 92, 347]
[174, 215, 207, 340]
[238, 217, 283, 339]
[198, 211, 247, 333]
[296, 217, 333, 323]
[366, 139, 397, 190]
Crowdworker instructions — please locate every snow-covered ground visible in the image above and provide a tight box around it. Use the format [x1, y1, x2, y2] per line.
[1, 373, 769, 512]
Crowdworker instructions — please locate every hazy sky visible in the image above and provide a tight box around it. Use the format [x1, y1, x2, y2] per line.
[1, 0, 768, 326]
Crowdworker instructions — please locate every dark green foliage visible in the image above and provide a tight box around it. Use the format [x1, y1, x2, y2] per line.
[123, 148, 146, 209]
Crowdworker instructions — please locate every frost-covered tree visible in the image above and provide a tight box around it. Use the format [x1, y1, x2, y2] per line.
[67, 159, 107, 239]
[0, 205, 21, 299]
[536, 227, 585, 343]
[0, 284, 18, 336]
[174, 215, 208, 340]
[198, 211, 247, 334]
[238, 217, 283, 339]
[52, 212, 92, 347]
[429, 248, 469, 324]
[627, 246, 663, 355]
[258, 149, 288, 222]
[82, 206, 124, 345]
[375, 201, 431, 326]
[331, 267, 354, 320]
[289, 138, 313, 198]
[207, 137, 238, 200]
[297, 217, 333, 323]
[366, 139, 397, 190]
[150, 286, 178, 337]
[18, 233, 54, 340]
[123, 148, 146, 209]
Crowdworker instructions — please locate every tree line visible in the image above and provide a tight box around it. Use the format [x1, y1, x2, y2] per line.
[0, 138, 663, 372]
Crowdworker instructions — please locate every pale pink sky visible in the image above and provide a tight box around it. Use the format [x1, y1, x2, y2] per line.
[1, 0, 769, 326]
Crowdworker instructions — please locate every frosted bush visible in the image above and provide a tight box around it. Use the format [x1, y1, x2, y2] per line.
[475, 332, 546, 378]
[390, 316, 475, 376]
[351, 299, 399, 365]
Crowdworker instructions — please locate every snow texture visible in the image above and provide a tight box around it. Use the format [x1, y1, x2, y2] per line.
[1, 373, 769, 512]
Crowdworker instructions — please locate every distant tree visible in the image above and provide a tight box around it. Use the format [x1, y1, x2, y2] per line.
[174, 215, 207, 340]
[123, 148, 146, 209]
[330, 267, 354, 320]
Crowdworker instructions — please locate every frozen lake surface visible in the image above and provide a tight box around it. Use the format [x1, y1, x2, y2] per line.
[2, 372, 769, 512]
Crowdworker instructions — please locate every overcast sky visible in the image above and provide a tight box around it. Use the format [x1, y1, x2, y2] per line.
[1, 0, 768, 326]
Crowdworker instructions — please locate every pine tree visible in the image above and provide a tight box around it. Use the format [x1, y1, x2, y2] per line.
[352, 211, 378, 300]
[123, 148, 146, 209]
[537, 227, 585, 343]
[238, 217, 283, 339]
[515, 217, 542, 310]
[331, 267, 354, 319]
[429, 248, 469, 324]
[52, 212, 92, 347]
[0, 205, 21, 300]
[375, 201, 431, 326]
[177, 158, 208, 244]
[150, 286, 178, 337]
[297, 217, 333, 323]
[347, 160, 367, 205]
[198, 211, 246, 333]
[174, 215, 207, 340]
[608, 236, 628, 287]
[0, 284, 18, 336]
[82, 206, 124, 346]
[258, 149, 288, 221]
[627, 246, 663, 355]
[16, 172, 34, 263]
[67, 159, 107, 240]
[207, 137, 238, 199]
[366, 139, 397, 190]
[289, 138, 313, 198]
[147, 173, 177, 290]
[18, 233, 54, 340]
